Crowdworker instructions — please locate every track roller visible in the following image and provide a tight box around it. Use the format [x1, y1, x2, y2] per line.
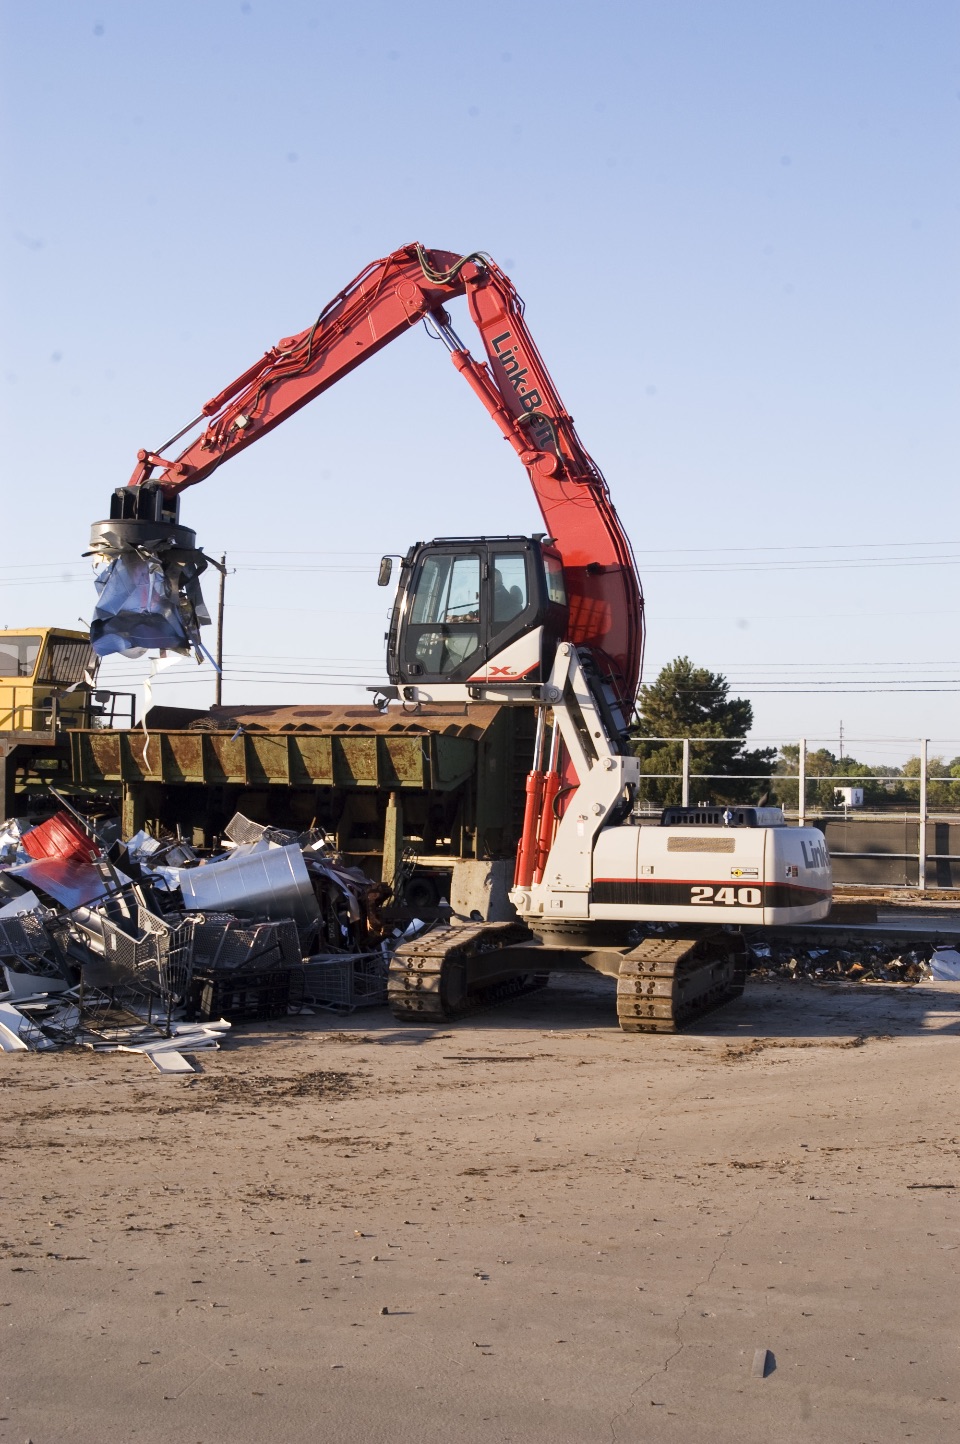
[388, 920, 545, 1023]
[616, 930, 747, 1033]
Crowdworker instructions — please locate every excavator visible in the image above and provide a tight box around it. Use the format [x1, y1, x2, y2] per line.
[87, 243, 832, 1032]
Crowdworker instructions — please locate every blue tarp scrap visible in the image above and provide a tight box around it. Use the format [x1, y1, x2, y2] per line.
[89, 545, 213, 659]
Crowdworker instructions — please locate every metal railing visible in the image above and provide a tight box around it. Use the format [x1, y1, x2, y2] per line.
[631, 735, 960, 890]
[0, 699, 59, 733]
[0, 690, 137, 734]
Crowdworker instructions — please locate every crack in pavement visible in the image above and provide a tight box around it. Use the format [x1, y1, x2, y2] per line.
[162, 1354, 220, 1402]
[607, 1201, 762, 1442]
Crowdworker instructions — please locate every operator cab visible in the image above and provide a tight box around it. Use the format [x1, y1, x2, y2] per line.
[383, 536, 568, 701]
[0, 628, 99, 733]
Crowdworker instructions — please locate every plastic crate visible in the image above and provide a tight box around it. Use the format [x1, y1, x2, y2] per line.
[190, 967, 291, 1022]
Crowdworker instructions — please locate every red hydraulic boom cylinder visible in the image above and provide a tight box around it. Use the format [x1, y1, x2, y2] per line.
[533, 722, 561, 885]
[514, 710, 548, 890]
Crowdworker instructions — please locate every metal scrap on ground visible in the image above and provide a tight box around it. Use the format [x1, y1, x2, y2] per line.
[1, 802, 956, 1075]
[0, 806, 402, 1071]
[747, 938, 940, 984]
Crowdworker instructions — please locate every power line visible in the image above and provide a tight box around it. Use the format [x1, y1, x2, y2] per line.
[224, 538, 960, 558]
[637, 539, 960, 555]
[226, 553, 960, 577]
[672, 686, 960, 695]
[5, 550, 960, 585]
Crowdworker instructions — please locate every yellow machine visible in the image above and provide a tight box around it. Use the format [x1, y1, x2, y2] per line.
[0, 628, 134, 818]
[0, 628, 99, 734]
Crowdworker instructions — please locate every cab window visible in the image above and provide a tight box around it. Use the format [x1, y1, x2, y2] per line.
[414, 630, 480, 674]
[0, 635, 41, 678]
[543, 555, 567, 606]
[411, 555, 480, 625]
[491, 554, 529, 626]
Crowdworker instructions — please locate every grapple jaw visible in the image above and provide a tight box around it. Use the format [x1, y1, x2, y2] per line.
[87, 485, 212, 659]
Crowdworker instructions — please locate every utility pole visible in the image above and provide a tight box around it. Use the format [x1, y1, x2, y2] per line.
[215, 554, 226, 707]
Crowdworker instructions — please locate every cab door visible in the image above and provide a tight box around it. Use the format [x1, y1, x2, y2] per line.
[469, 546, 541, 682]
[400, 548, 484, 682]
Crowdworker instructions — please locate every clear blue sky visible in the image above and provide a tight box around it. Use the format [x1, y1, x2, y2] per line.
[2, 0, 957, 764]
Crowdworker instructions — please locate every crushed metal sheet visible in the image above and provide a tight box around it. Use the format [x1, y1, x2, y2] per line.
[8, 856, 114, 909]
[750, 938, 937, 984]
[222, 812, 301, 848]
[88, 543, 211, 660]
[178, 842, 320, 936]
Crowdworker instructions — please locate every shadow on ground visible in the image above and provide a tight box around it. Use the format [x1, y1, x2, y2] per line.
[238, 973, 960, 1046]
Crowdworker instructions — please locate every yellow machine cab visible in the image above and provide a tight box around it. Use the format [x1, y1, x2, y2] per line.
[0, 628, 100, 734]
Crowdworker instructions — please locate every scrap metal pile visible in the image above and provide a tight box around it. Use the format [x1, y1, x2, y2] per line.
[747, 938, 944, 984]
[0, 806, 400, 1072]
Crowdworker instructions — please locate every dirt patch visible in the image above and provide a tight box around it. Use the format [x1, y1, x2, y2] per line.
[318, 1032, 379, 1045]
[719, 1035, 874, 1062]
[185, 1067, 359, 1107]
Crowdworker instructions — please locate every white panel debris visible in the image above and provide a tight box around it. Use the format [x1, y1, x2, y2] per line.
[2, 965, 73, 1001]
[144, 1050, 196, 1075]
[0, 889, 42, 918]
[0, 1018, 29, 1051]
[930, 947, 960, 981]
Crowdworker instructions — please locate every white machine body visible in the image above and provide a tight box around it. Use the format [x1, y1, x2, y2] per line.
[589, 817, 831, 926]
[398, 637, 833, 927]
[507, 644, 832, 925]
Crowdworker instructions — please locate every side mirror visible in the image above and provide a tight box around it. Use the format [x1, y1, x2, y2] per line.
[377, 556, 393, 587]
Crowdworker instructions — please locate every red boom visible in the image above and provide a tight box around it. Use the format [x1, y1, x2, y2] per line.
[128, 243, 644, 708]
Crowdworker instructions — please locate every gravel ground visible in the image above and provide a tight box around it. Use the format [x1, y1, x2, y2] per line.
[2, 973, 958, 1444]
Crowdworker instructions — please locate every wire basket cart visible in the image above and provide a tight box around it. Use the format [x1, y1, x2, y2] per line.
[0, 905, 69, 980]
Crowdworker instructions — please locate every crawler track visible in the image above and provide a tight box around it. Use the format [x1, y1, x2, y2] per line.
[616, 930, 747, 1033]
[388, 920, 546, 1023]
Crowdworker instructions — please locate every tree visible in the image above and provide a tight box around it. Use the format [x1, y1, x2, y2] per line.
[901, 754, 960, 809]
[774, 746, 907, 810]
[630, 657, 776, 807]
[771, 749, 960, 812]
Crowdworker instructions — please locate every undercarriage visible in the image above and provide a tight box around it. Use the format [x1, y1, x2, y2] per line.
[387, 919, 748, 1033]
